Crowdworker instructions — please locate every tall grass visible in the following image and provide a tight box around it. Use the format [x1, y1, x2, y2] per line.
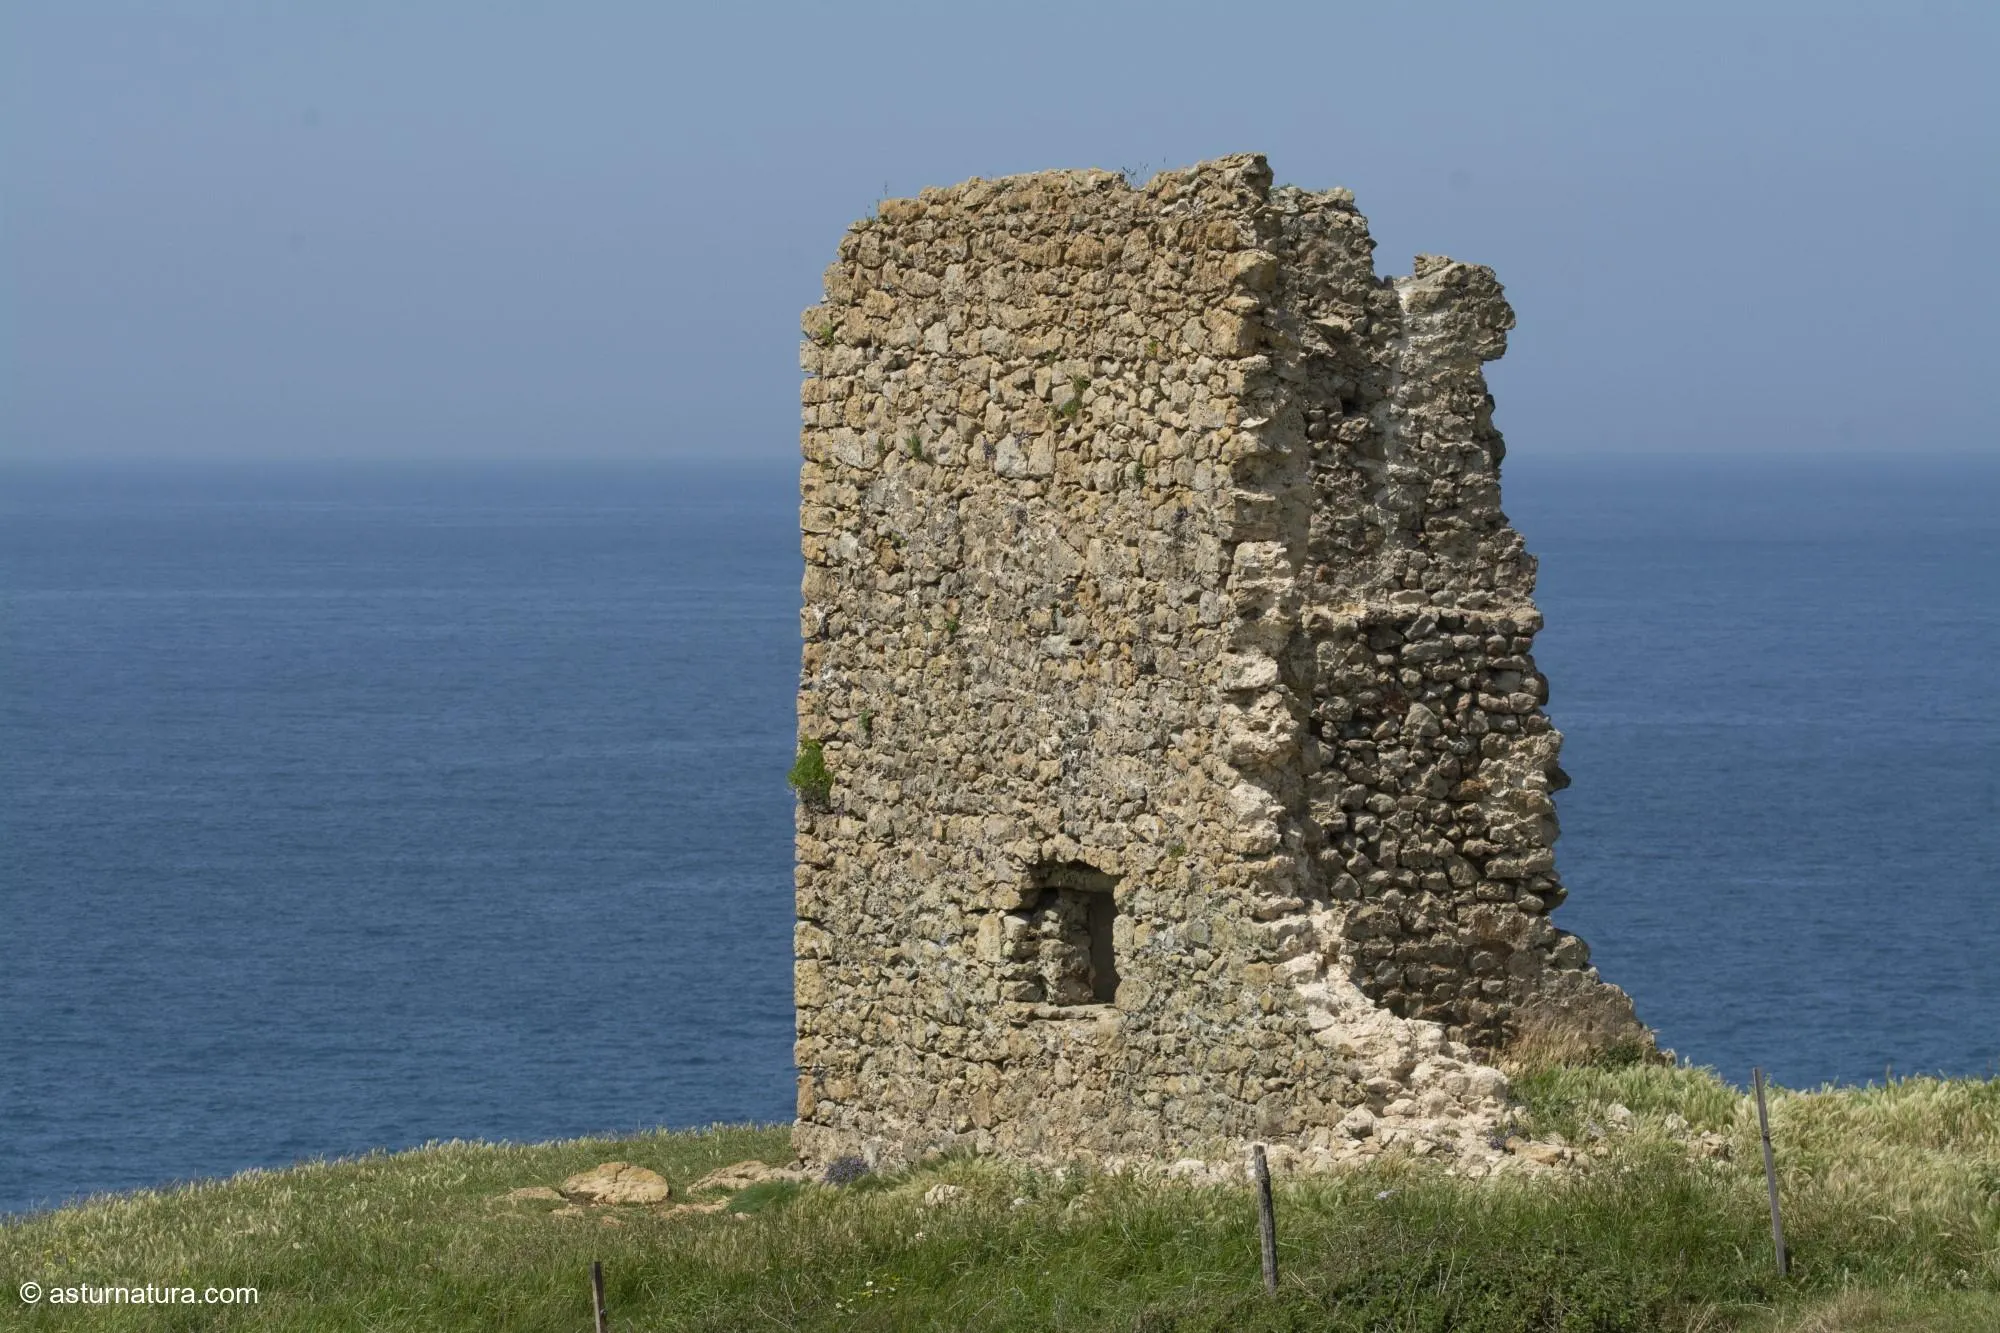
[3, 1064, 1996, 1331]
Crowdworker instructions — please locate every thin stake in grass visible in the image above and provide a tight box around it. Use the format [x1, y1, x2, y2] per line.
[591, 1259, 610, 1333]
[1251, 1143, 1278, 1295]
[1753, 1067, 1790, 1278]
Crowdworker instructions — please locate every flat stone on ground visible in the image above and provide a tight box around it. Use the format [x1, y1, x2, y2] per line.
[688, 1160, 814, 1194]
[559, 1162, 674, 1206]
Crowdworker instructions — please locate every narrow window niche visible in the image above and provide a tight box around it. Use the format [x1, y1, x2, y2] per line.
[1017, 861, 1120, 1006]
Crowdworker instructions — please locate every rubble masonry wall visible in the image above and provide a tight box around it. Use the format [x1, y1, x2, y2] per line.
[793, 153, 1645, 1172]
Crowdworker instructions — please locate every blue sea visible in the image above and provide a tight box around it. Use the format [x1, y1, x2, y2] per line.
[2, 455, 1996, 1216]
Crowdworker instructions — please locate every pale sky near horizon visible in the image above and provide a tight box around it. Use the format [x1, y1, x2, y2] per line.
[4, 1, 1995, 462]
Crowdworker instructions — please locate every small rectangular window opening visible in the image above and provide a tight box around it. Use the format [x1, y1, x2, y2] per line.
[1032, 861, 1119, 1006]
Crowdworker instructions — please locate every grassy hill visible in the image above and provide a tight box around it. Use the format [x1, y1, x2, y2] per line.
[4, 1059, 1995, 1331]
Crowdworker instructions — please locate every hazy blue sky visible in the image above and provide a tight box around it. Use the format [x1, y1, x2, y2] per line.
[4, 1, 1994, 461]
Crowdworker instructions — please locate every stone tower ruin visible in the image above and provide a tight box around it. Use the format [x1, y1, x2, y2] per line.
[793, 153, 1646, 1171]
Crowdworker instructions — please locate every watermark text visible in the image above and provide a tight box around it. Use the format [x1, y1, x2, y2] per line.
[19, 1280, 259, 1307]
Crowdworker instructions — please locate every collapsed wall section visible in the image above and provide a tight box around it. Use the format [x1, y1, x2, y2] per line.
[1256, 200, 1649, 1052]
[793, 153, 1644, 1172]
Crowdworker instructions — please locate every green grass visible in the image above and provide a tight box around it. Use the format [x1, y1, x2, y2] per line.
[4, 1066, 1996, 1330]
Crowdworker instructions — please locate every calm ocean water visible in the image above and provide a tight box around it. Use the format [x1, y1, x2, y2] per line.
[2, 456, 1995, 1215]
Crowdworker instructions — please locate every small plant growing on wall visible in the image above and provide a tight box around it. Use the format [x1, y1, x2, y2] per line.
[1057, 377, 1086, 422]
[815, 323, 837, 348]
[858, 708, 875, 739]
[905, 433, 925, 461]
[787, 739, 833, 807]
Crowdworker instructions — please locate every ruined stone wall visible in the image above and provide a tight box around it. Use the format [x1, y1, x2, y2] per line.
[793, 154, 1644, 1173]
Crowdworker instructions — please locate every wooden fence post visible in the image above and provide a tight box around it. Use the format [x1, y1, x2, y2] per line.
[1752, 1068, 1790, 1278]
[1251, 1144, 1278, 1295]
[591, 1259, 610, 1333]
